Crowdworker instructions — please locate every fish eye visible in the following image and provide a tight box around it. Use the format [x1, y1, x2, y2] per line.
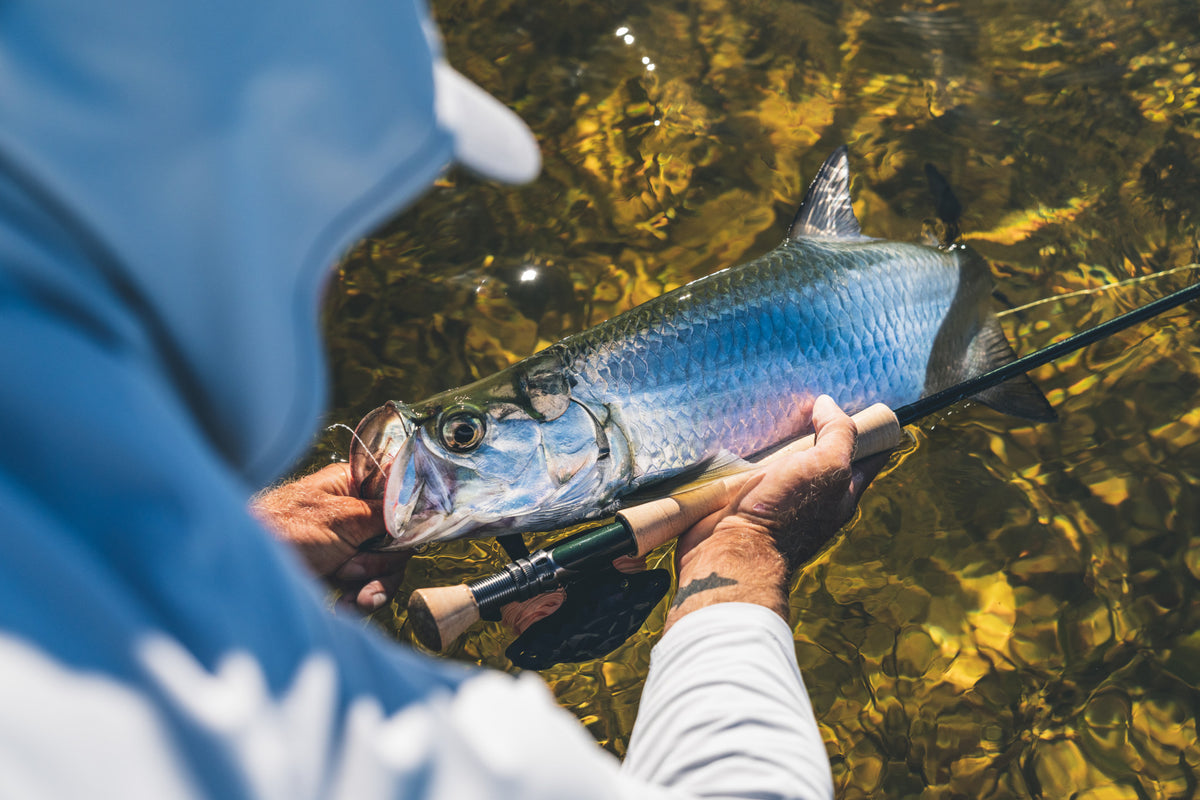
[436, 407, 487, 453]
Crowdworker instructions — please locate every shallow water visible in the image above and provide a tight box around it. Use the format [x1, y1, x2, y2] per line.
[307, 1, 1200, 796]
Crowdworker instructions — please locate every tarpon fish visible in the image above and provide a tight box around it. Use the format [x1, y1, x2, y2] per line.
[350, 147, 1052, 548]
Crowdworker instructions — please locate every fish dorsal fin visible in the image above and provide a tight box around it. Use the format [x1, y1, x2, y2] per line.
[787, 146, 864, 240]
[924, 161, 962, 247]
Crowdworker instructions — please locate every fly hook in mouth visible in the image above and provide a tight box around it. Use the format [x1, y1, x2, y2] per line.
[349, 401, 417, 499]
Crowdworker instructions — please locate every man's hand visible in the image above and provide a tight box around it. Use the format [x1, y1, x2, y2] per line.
[666, 395, 887, 631]
[250, 462, 412, 612]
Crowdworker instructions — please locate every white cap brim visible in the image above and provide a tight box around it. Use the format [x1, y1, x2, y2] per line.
[433, 60, 541, 185]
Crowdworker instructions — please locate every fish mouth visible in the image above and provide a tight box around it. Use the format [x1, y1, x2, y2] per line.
[349, 402, 415, 500]
[383, 444, 489, 546]
[351, 402, 486, 547]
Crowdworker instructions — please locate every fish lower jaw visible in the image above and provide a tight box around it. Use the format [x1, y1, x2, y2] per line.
[386, 508, 508, 547]
[383, 471, 457, 541]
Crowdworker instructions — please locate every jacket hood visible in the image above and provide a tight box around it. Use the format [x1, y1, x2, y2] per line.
[0, 0, 537, 486]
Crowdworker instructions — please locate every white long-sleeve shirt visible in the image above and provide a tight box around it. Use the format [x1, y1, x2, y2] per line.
[625, 604, 833, 798]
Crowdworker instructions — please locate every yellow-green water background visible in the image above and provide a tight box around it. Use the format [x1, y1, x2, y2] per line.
[304, 1, 1200, 796]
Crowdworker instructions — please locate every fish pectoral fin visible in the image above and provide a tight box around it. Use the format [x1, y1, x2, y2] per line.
[968, 316, 1058, 422]
[505, 568, 672, 669]
[616, 450, 753, 507]
[787, 146, 866, 241]
[497, 533, 530, 560]
[685, 449, 755, 483]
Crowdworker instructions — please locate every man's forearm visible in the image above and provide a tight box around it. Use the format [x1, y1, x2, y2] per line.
[665, 527, 789, 632]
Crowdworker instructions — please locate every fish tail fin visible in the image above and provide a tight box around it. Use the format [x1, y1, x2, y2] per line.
[925, 249, 1057, 422]
[968, 315, 1058, 422]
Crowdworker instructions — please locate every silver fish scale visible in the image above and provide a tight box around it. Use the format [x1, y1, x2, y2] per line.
[561, 237, 961, 484]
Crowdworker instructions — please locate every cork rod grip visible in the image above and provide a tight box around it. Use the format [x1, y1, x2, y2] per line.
[618, 403, 901, 556]
[407, 584, 480, 652]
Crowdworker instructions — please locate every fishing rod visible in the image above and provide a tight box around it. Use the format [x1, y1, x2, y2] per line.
[407, 279, 1200, 653]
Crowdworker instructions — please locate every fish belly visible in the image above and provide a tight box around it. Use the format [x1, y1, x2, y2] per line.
[565, 238, 962, 483]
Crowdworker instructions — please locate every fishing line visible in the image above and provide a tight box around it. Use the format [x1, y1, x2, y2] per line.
[326, 421, 431, 555]
[325, 422, 385, 475]
[997, 263, 1200, 318]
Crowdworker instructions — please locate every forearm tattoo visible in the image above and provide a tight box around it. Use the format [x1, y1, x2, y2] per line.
[671, 571, 738, 609]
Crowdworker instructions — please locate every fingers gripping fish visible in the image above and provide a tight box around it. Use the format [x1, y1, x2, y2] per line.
[350, 147, 1052, 548]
